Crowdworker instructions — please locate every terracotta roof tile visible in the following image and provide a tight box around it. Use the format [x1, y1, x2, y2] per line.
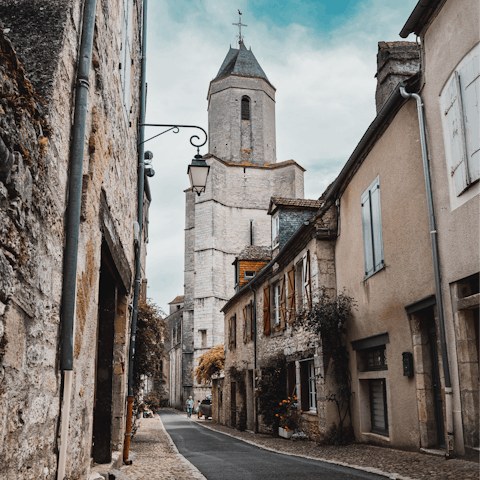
[236, 246, 271, 261]
[168, 295, 184, 305]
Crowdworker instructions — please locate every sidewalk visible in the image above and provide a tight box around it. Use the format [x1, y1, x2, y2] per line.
[183, 409, 479, 480]
[118, 416, 206, 480]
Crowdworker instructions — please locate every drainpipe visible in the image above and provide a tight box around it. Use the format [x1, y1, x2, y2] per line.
[124, 0, 148, 464]
[250, 285, 258, 433]
[57, 0, 97, 478]
[400, 86, 454, 456]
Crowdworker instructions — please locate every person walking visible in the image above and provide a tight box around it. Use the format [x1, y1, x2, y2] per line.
[186, 396, 194, 418]
[196, 400, 202, 419]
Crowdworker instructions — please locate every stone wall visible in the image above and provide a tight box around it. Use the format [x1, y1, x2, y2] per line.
[0, 0, 145, 477]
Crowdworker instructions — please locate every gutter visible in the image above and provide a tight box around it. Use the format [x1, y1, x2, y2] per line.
[400, 86, 454, 456]
[124, 0, 148, 464]
[250, 285, 258, 433]
[57, 0, 97, 478]
[399, 0, 443, 38]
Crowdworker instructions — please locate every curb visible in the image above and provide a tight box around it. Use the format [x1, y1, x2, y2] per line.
[167, 409, 417, 480]
[157, 413, 207, 480]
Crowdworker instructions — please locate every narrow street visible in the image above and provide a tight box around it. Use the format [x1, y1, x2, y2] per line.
[158, 410, 386, 480]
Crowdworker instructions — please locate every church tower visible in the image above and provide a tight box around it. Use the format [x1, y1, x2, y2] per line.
[178, 35, 306, 403]
[207, 42, 277, 165]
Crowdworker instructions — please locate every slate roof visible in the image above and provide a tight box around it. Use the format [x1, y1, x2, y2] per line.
[168, 295, 184, 305]
[215, 43, 270, 84]
[235, 246, 271, 262]
[268, 197, 323, 214]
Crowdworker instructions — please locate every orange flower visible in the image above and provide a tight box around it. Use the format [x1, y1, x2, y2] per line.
[300, 410, 303, 413]
[288, 397, 291, 400]
[279, 402, 282, 406]
[280, 416, 283, 419]
[285, 427, 290, 431]
[275, 414, 279, 417]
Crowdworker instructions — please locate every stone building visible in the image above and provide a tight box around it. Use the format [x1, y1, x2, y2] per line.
[174, 39, 306, 405]
[0, 1, 149, 478]
[399, 0, 479, 457]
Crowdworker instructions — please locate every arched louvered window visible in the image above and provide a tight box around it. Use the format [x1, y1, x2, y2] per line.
[241, 96, 250, 120]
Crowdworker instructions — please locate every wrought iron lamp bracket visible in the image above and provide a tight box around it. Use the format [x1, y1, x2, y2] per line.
[139, 124, 207, 154]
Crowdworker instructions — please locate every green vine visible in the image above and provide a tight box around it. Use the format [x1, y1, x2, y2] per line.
[295, 288, 356, 444]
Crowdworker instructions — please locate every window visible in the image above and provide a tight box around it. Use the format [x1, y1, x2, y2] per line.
[272, 215, 279, 248]
[199, 329, 207, 348]
[244, 271, 256, 280]
[274, 283, 281, 326]
[365, 345, 387, 371]
[369, 379, 389, 436]
[361, 176, 384, 278]
[286, 266, 296, 322]
[241, 96, 250, 120]
[119, 0, 134, 119]
[300, 360, 317, 412]
[441, 48, 479, 199]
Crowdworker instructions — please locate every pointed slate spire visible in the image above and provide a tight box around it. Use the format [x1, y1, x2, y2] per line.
[215, 43, 270, 84]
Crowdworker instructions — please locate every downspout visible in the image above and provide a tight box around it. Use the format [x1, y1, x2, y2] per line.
[400, 86, 454, 456]
[57, 1, 97, 479]
[250, 285, 258, 433]
[124, 0, 148, 464]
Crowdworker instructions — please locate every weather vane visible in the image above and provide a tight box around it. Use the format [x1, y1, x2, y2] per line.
[232, 9, 247, 45]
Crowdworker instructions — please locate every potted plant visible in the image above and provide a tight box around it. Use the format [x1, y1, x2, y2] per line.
[276, 396, 300, 439]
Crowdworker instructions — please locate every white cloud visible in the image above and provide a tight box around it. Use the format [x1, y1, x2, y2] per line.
[144, 0, 417, 310]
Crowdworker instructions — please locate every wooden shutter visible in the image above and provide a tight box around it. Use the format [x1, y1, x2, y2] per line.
[242, 306, 247, 343]
[232, 315, 236, 348]
[287, 267, 295, 323]
[263, 285, 270, 334]
[250, 302, 254, 340]
[303, 251, 311, 308]
[370, 178, 384, 272]
[459, 55, 479, 183]
[280, 275, 286, 329]
[445, 71, 470, 195]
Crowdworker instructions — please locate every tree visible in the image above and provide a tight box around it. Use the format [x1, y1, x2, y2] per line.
[132, 298, 167, 409]
[195, 344, 225, 385]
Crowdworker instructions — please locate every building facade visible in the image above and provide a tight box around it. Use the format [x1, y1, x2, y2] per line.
[0, 1, 148, 478]
[400, 0, 479, 456]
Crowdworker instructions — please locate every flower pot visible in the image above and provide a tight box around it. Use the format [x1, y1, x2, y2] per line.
[278, 427, 293, 439]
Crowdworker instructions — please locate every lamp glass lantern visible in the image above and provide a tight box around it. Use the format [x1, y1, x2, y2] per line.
[188, 154, 210, 196]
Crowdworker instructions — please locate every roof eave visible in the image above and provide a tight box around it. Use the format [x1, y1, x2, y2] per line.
[399, 0, 443, 38]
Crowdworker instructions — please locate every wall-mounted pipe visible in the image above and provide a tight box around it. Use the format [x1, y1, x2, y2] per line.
[250, 285, 258, 433]
[57, 0, 97, 478]
[124, 0, 148, 464]
[400, 86, 454, 456]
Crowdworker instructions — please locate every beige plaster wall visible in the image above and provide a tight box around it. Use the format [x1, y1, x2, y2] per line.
[335, 100, 435, 450]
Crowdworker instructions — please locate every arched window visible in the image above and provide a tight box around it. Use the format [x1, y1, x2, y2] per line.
[241, 96, 250, 120]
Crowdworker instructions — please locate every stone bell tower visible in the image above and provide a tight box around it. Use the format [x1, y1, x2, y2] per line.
[207, 42, 277, 165]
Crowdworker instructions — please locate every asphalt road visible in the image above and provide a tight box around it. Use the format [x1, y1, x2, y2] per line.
[159, 410, 385, 480]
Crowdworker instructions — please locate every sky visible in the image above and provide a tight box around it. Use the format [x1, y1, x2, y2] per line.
[144, 0, 418, 312]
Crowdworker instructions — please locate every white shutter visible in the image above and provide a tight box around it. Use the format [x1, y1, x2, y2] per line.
[361, 188, 374, 276]
[459, 55, 479, 183]
[370, 178, 384, 271]
[445, 72, 469, 195]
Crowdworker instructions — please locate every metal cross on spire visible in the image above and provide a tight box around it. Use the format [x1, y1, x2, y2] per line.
[232, 9, 247, 45]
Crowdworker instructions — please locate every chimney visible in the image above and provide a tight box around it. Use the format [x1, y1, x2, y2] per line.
[375, 41, 420, 114]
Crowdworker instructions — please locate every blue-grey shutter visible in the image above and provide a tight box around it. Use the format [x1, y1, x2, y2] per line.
[361, 188, 374, 276]
[370, 177, 384, 271]
[445, 72, 469, 195]
[459, 55, 479, 183]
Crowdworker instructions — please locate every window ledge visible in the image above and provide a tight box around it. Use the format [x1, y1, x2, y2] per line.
[357, 371, 388, 380]
[301, 411, 318, 418]
[361, 431, 390, 441]
[363, 264, 386, 282]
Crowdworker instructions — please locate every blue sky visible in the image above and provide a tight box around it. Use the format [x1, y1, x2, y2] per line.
[145, 0, 418, 312]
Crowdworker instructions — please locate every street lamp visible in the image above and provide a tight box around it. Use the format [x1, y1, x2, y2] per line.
[188, 154, 210, 196]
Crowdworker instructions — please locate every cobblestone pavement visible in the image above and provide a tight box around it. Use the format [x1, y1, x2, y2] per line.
[180, 410, 479, 480]
[119, 416, 206, 480]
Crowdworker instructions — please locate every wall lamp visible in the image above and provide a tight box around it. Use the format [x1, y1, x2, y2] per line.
[139, 124, 209, 195]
